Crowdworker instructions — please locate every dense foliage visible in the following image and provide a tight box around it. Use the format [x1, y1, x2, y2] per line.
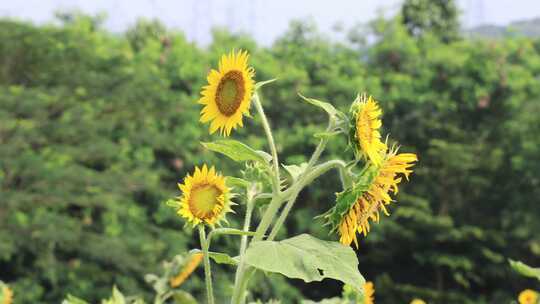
[1, 7, 540, 304]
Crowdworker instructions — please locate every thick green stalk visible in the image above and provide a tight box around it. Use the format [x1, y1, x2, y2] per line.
[199, 225, 215, 304]
[253, 92, 280, 193]
[232, 195, 255, 302]
[268, 159, 347, 240]
[232, 94, 282, 304]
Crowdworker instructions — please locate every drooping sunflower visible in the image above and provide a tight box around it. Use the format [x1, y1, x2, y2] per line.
[519, 289, 539, 304]
[170, 252, 204, 288]
[323, 145, 417, 247]
[199, 50, 255, 136]
[363, 281, 375, 304]
[176, 165, 233, 226]
[0, 285, 13, 304]
[350, 94, 387, 165]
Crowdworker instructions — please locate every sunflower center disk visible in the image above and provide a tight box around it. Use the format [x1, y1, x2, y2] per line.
[189, 184, 221, 219]
[216, 70, 244, 116]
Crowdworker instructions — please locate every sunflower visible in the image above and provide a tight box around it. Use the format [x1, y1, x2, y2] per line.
[199, 50, 255, 136]
[519, 289, 539, 304]
[363, 281, 375, 304]
[176, 165, 233, 226]
[410, 299, 427, 304]
[0, 285, 13, 304]
[323, 145, 417, 247]
[350, 94, 387, 165]
[170, 253, 204, 288]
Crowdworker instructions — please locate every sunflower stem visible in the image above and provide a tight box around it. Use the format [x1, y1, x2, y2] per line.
[198, 225, 215, 304]
[253, 92, 280, 194]
[268, 159, 346, 241]
[232, 190, 255, 301]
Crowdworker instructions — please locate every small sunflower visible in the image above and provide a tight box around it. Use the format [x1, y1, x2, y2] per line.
[323, 145, 417, 247]
[519, 289, 539, 304]
[199, 50, 255, 136]
[176, 165, 233, 226]
[410, 299, 427, 304]
[363, 281, 375, 304]
[170, 253, 204, 288]
[0, 285, 13, 304]
[350, 94, 387, 165]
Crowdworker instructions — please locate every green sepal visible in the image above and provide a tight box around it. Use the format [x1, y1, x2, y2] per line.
[319, 165, 379, 232]
[255, 78, 277, 90]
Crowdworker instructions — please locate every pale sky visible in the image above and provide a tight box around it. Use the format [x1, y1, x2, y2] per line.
[1, 0, 540, 45]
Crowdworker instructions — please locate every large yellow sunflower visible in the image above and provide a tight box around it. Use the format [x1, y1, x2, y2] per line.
[170, 252, 204, 288]
[337, 145, 417, 247]
[519, 289, 539, 304]
[350, 94, 387, 165]
[410, 299, 427, 304]
[176, 165, 233, 226]
[363, 281, 375, 304]
[199, 50, 255, 136]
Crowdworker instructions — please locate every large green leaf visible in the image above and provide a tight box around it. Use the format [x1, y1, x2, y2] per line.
[509, 259, 540, 281]
[202, 140, 271, 164]
[244, 234, 364, 292]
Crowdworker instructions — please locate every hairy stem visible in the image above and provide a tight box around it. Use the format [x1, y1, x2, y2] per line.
[253, 92, 280, 193]
[199, 225, 214, 304]
[231, 195, 255, 303]
[268, 159, 347, 241]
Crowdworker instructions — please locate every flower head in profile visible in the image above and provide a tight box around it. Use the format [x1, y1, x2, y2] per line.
[363, 281, 375, 304]
[0, 284, 13, 304]
[170, 253, 204, 288]
[323, 145, 417, 247]
[350, 94, 387, 165]
[175, 165, 233, 226]
[199, 50, 255, 136]
[519, 289, 539, 304]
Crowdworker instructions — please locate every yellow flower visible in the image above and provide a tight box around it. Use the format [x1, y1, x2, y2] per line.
[1, 285, 13, 304]
[199, 50, 255, 136]
[519, 289, 539, 304]
[351, 94, 387, 165]
[338, 145, 417, 247]
[170, 253, 204, 288]
[410, 299, 427, 304]
[176, 165, 233, 226]
[363, 281, 375, 304]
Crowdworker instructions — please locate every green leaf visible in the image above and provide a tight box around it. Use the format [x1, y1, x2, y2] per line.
[244, 234, 364, 293]
[202, 140, 271, 164]
[283, 162, 308, 182]
[226, 177, 250, 189]
[211, 228, 257, 236]
[509, 259, 540, 281]
[62, 295, 90, 304]
[172, 290, 198, 304]
[255, 78, 277, 90]
[298, 93, 338, 118]
[189, 249, 239, 266]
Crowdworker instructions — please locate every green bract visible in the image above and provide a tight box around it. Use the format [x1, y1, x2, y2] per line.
[321, 165, 379, 232]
